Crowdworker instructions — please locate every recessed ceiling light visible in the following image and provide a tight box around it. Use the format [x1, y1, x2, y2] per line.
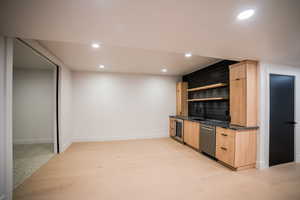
[161, 68, 167, 73]
[91, 43, 100, 48]
[98, 64, 105, 69]
[185, 52, 192, 58]
[237, 9, 255, 20]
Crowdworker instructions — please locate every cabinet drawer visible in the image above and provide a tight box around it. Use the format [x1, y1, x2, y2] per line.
[216, 129, 235, 149]
[216, 127, 235, 138]
[216, 127, 235, 143]
[216, 127, 235, 166]
[230, 64, 246, 81]
[216, 135, 234, 148]
[216, 144, 235, 166]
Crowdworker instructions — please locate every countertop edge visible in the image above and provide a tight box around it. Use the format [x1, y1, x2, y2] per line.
[169, 116, 259, 131]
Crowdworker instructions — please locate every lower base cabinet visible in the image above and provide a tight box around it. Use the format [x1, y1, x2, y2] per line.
[169, 118, 257, 171]
[216, 127, 256, 170]
[183, 120, 200, 150]
[169, 118, 176, 137]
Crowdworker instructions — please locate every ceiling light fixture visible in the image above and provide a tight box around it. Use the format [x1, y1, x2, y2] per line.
[237, 9, 255, 20]
[98, 64, 105, 69]
[161, 68, 167, 73]
[91, 43, 100, 48]
[185, 52, 192, 58]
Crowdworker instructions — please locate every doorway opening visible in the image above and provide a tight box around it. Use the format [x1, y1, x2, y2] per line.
[12, 39, 60, 188]
[269, 74, 295, 167]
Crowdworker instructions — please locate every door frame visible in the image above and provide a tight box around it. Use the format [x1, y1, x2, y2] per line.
[4, 37, 14, 200]
[269, 73, 295, 166]
[16, 38, 60, 153]
[258, 62, 299, 169]
[3, 37, 61, 200]
[55, 65, 60, 153]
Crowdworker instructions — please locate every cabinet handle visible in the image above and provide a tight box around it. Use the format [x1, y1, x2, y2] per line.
[221, 147, 227, 151]
[202, 127, 213, 131]
[221, 133, 228, 136]
[235, 78, 240, 81]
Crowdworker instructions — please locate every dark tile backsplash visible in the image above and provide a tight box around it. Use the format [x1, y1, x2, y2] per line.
[184, 60, 237, 121]
[188, 101, 229, 121]
[183, 60, 237, 88]
[188, 87, 229, 99]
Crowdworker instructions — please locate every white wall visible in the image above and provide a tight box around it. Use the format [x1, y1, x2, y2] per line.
[13, 68, 54, 144]
[59, 67, 73, 151]
[258, 62, 300, 169]
[72, 72, 179, 142]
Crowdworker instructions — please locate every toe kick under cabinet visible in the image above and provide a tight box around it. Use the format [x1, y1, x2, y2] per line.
[216, 127, 256, 170]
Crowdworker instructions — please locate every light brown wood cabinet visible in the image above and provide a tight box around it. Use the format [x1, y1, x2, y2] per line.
[216, 127, 256, 170]
[229, 60, 258, 127]
[176, 82, 188, 116]
[169, 118, 176, 137]
[230, 79, 246, 125]
[183, 120, 200, 150]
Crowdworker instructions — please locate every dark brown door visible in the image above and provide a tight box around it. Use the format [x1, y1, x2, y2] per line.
[269, 74, 295, 166]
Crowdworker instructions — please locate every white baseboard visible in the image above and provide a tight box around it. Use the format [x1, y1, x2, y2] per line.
[60, 140, 72, 152]
[256, 156, 300, 168]
[72, 134, 168, 143]
[13, 138, 53, 144]
[256, 160, 269, 169]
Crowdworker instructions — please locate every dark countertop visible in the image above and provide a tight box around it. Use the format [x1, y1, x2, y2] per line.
[169, 115, 259, 131]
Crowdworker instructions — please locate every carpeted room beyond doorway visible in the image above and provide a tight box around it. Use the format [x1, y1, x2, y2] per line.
[13, 143, 54, 188]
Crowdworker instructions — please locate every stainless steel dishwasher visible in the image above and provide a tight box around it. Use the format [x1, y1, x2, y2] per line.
[200, 124, 216, 157]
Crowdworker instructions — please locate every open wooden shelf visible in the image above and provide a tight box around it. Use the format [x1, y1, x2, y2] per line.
[187, 97, 228, 102]
[187, 83, 227, 92]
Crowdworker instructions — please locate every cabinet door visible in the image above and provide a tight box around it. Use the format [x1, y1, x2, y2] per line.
[234, 130, 257, 167]
[176, 83, 182, 116]
[169, 118, 176, 137]
[176, 82, 188, 116]
[230, 64, 246, 81]
[184, 120, 200, 150]
[230, 79, 246, 126]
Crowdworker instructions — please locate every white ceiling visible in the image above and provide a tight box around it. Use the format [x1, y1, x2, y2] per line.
[39, 40, 220, 75]
[13, 40, 55, 70]
[1, 0, 300, 74]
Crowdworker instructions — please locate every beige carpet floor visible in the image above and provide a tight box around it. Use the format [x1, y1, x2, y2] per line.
[14, 138, 300, 200]
[13, 143, 54, 188]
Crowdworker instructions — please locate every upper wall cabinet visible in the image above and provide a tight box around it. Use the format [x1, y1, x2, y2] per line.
[229, 60, 258, 127]
[176, 82, 188, 116]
